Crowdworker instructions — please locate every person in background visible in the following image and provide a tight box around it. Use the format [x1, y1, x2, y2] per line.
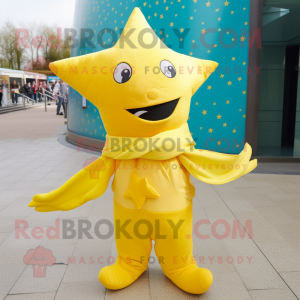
[63, 82, 69, 118]
[53, 80, 66, 116]
[22, 82, 29, 102]
[0, 80, 3, 107]
[15, 85, 23, 104]
[33, 81, 38, 102]
[27, 82, 34, 101]
[43, 82, 47, 101]
[37, 84, 41, 102]
[18, 84, 25, 104]
[2, 80, 9, 107]
[45, 82, 51, 103]
[53, 80, 60, 104]
[32, 81, 36, 102]
[10, 80, 18, 104]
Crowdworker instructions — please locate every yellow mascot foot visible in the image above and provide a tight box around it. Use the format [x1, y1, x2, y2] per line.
[99, 263, 145, 290]
[166, 266, 213, 294]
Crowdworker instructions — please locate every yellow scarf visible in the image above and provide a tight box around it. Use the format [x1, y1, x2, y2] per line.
[102, 123, 257, 185]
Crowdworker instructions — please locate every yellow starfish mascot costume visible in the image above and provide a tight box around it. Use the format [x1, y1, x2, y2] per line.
[29, 8, 257, 294]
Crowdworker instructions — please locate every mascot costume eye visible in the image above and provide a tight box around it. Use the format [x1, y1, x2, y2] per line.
[29, 8, 257, 295]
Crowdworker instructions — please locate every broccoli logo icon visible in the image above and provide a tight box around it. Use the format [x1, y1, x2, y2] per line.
[23, 246, 56, 277]
[83, 157, 106, 179]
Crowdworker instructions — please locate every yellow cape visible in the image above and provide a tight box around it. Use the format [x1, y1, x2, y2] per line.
[103, 123, 257, 185]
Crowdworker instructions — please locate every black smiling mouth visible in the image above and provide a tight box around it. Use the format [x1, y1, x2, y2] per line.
[127, 98, 180, 121]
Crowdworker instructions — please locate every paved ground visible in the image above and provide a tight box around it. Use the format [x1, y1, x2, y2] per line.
[0, 106, 299, 300]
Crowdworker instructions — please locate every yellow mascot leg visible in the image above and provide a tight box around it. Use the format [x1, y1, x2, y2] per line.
[150, 203, 213, 294]
[99, 201, 152, 290]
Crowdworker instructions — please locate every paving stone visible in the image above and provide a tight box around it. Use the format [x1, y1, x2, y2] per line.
[5, 292, 56, 300]
[55, 281, 105, 300]
[9, 264, 67, 294]
[249, 288, 297, 300]
[280, 272, 300, 299]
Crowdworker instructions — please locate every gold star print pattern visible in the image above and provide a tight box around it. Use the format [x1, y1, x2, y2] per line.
[69, 0, 249, 153]
[123, 171, 160, 209]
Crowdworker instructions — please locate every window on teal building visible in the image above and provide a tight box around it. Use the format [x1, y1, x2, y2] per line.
[258, 0, 300, 156]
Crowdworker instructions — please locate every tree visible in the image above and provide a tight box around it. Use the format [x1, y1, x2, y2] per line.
[0, 21, 27, 70]
[0, 21, 71, 71]
[0, 21, 16, 69]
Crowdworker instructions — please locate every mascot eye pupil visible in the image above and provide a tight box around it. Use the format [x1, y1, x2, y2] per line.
[114, 63, 132, 84]
[160, 60, 176, 78]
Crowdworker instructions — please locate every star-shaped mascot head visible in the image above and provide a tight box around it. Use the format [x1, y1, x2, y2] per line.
[50, 7, 218, 137]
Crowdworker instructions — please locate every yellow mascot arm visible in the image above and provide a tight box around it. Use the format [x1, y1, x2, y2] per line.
[179, 143, 257, 185]
[28, 156, 115, 212]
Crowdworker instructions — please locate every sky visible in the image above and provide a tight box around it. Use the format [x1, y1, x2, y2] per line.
[0, 0, 76, 30]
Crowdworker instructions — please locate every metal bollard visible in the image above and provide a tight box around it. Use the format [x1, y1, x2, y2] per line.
[45, 93, 47, 112]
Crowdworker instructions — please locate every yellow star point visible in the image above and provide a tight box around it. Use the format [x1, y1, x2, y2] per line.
[224, 0, 229, 6]
[217, 114, 222, 119]
[220, 74, 224, 78]
[227, 81, 232, 86]
[240, 36, 246, 42]
[223, 123, 227, 127]
[209, 128, 213, 133]
[123, 172, 159, 210]
[232, 129, 236, 133]
[217, 141, 221, 145]
[206, 1, 211, 7]
[207, 85, 212, 90]
[202, 110, 207, 115]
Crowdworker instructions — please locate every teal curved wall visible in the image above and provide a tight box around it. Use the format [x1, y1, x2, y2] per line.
[68, 0, 250, 153]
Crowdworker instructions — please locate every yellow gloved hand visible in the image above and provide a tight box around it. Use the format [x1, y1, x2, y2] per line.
[28, 156, 115, 212]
